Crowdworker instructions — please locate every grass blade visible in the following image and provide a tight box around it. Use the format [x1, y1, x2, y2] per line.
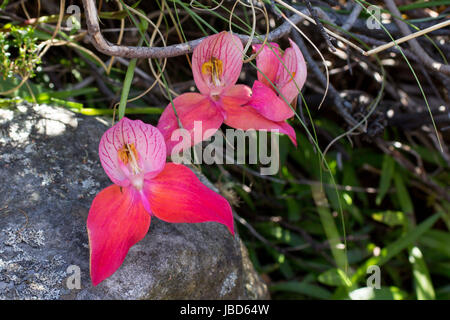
[409, 246, 436, 300]
[376, 154, 395, 205]
[351, 212, 442, 284]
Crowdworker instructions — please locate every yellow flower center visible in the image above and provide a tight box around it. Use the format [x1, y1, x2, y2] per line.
[118, 143, 141, 174]
[201, 56, 223, 87]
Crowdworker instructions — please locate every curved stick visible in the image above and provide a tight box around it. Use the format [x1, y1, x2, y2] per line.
[82, 0, 304, 59]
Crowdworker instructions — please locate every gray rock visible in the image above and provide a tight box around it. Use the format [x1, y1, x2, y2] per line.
[0, 102, 269, 300]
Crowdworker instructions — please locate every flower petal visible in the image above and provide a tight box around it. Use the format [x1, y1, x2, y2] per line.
[247, 80, 294, 122]
[223, 102, 297, 146]
[99, 117, 166, 186]
[220, 84, 252, 107]
[87, 185, 151, 286]
[276, 39, 307, 104]
[254, 42, 282, 87]
[145, 163, 234, 235]
[192, 31, 243, 96]
[157, 93, 224, 156]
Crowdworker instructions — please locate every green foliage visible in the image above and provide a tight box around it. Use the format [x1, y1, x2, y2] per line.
[371, 211, 406, 227]
[348, 286, 408, 300]
[245, 127, 448, 300]
[318, 268, 352, 287]
[270, 281, 333, 299]
[376, 155, 395, 205]
[0, 0, 9, 10]
[0, 25, 41, 79]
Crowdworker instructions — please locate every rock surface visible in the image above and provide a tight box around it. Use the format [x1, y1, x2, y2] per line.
[0, 102, 269, 300]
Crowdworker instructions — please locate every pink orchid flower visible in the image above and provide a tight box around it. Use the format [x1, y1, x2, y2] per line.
[250, 40, 307, 122]
[87, 117, 234, 286]
[157, 31, 300, 155]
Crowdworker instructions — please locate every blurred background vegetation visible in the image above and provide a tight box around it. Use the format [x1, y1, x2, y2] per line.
[0, 0, 449, 300]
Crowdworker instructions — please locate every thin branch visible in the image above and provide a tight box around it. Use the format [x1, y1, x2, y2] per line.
[81, 0, 304, 59]
[291, 31, 358, 127]
[383, 0, 450, 75]
[365, 19, 450, 57]
[301, 0, 336, 51]
[341, 4, 362, 31]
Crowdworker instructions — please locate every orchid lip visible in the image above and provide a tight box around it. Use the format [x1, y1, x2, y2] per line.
[131, 174, 144, 191]
[117, 142, 146, 190]
[99, 117, 167, 187]
[118, 143, 141, 174]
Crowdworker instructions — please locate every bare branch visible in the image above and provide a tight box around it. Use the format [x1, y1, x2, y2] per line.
[384, 0, 450, 76]
[81, 0, 305, 59]
[341, 4, 362, 31]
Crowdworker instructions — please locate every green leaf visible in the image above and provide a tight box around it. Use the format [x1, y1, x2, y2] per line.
[419, 230, 450, 258]
[347, 248, 372, 264]
[26, 87, 98, 104]
[349, 286, 408, 300]
[279, 258, 295, 279]
[371, 210, 406, 227]
[409, 246, 435, 300]
[343, 163, 368, 206]
[429, 262, 450, 279]
[311, 185, 348, 273]
[256, 222, 305, 247]
[289, 133, 320, 178]
[0, 0, 10, 10]
[351, 212, 441, 284]
[270, 281, 332, 299]
[398, 0, 450, 11]
[318, 268, 352, 287]
[286, 198, 301, 221]
[315, 117, 346, 138]
[436, 285, 450, 300]
[376, 155, 395, 205]
[412, 144, 447, 167]
[393, 172, 414, 214]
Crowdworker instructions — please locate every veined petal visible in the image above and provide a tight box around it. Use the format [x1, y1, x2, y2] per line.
[248, 80, 294, 122]
[254, 42, 282, 87]
[192, 31, 243, 96]
[145, 163, 234, 235]
[223, 103, 297, 146]
[157, 93, 224, 156]
[99, 117, 166, 186]
[276, 39, 307, 104]
[87, 185, 151, 286]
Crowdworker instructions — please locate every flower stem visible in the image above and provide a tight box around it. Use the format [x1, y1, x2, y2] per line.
[117, 16, 146, 119]
[118, 58, 138, 120]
